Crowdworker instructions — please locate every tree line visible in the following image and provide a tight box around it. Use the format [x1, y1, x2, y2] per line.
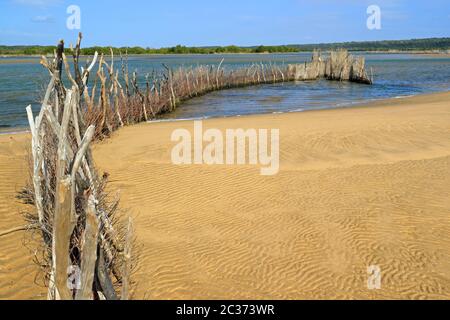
[1, 38, 449, 56]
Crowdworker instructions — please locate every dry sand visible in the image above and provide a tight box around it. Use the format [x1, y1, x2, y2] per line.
[0, 133, 47, 299]
[1, 92, 449, 299]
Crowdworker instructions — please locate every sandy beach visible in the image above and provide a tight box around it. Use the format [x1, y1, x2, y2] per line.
[1, 92, 449, 299]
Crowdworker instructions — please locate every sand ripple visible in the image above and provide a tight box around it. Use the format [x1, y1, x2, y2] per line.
[91, 93, 450, 299]
[1, 92, 450, 299]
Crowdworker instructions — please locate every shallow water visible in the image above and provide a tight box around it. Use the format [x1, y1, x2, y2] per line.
[0, 53, 449, 130]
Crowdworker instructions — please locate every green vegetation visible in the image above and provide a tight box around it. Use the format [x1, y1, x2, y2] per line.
[287, 38, 450, 52]
[1, 38, 449, 56]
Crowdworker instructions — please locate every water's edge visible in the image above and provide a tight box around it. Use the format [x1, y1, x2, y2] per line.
[2, 90, 446, 136]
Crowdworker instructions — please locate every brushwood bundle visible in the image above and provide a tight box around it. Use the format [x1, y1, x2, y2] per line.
[66, 36, 372, 140]
[22, 33, 134, 300]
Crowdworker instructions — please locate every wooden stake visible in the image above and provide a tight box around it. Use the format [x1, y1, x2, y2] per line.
[75, 194, 100, 300]
[121, 217, 133, 300]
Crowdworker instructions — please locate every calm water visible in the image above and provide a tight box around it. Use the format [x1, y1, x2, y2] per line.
[1, 53, 450, 130]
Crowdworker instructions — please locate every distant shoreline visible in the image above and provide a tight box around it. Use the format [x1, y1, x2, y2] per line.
[1, 50, 449, 63]
[2, 36, 449, 56]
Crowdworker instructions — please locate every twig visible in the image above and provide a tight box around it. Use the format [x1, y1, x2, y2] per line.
[0, 224, 39, 237]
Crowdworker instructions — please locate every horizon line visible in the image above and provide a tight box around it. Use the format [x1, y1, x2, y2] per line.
[1, 36, 449, 49]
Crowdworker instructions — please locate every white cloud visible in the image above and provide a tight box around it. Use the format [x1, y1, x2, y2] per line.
[235, 15, 264, 22]
[13, 0, 62, 6]
[0, 29, 49, 37]
[31, 15, 55, 23]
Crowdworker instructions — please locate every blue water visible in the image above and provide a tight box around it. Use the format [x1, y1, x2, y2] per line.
[1, 53, 449, 130]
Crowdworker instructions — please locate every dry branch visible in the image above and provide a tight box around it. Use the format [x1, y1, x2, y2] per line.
[0, 224, 39, 237]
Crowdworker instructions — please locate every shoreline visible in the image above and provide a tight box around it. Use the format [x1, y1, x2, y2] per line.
[0, 128, 29, 135]
[1, 90, 450, 299]
[1, 50, 449, 58]
[1, 90, 449, 136]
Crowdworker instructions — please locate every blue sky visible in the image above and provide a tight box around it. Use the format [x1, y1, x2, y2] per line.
[0, 0, 449, 47]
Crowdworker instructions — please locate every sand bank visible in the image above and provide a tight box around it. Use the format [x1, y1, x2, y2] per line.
[1, 92, 449, 299]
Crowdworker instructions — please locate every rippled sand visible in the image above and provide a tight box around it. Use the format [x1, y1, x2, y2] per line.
[1, 92, 450, 299]
[0, 133, 46, 299]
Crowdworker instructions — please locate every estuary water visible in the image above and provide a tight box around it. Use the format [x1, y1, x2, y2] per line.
[1, 53, 449, 131]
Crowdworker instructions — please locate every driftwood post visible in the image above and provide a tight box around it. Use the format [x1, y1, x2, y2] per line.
[121, 217, 133, 300]
[75, 194, 100, 300]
